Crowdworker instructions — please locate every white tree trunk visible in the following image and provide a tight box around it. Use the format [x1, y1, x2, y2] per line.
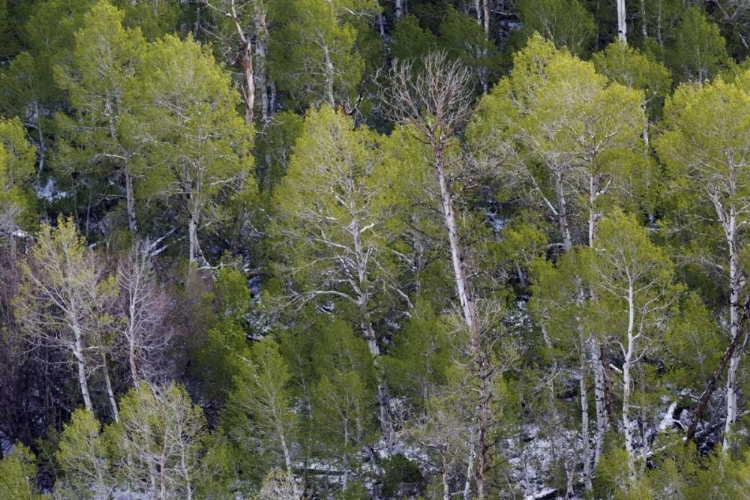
[442, 449, 451, 500]
[241, 42, 255, 125]
[463, 427, 476, 500]
[323, 44, 336, 108]
[125, 166, 137, 233]
[587, 194, 607, 467]
[228, 0, 254, 124]
[554, 170, 573, 250]
[579, 334, 593, 490]
[188, 212, 199, 264]
[590, 337, 607, 466]
[617, 0, 627, 43]
[483, 0, 490, 35]
[74, 333, 93, 412]
[277, 421, 301, 498]
[623, 281, 636, 483]
[724, 206, 741, 450]
[100, 345, 119, 422]
[254, 2, 270, 122]
[394, 0, 404, 19]
[434, 143, 479, 333]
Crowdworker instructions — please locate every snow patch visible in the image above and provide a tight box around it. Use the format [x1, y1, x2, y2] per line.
[35, 178, 68, 202]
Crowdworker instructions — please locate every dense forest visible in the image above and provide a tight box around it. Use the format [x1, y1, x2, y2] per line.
[5, 0, 750, 498]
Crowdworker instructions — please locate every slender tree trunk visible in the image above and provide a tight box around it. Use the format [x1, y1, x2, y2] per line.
[395, 0, 404, 19]
[463, 427, 476, 500]
[323, 44, 336, 108]
[554, 170, 572, 250]
[483, 0, 490, 35]
[129, 338, 139, 386]
[432, 137, 490, 496]
[188, 211, 199, 264]
[227, 0, 255, 124]
[254, 2, 270, 122]
[724, 205, 741, 450]
[640, 0, 647, 39]
[128, 280, 140, 385]
[277, 421, 301, 498]
[74, 339, 93, 412]
[71, 315, 94, 412]
[34, 102, 45, 177]
[160, 436, 168, 500]
[125, 166, 137, 233]
[442, 449, 451, 500]
[434, 140, 479, 332]
[240, 42, 254, 125]
[475, 372, 490, 499]
[362, 318, 391, 440]
[590, 337, 607, 466]
[656, 1, 664, 50]
[617, 0, 627, 43]
[587, 180, 607, 467]
[100, 345, 119, 422]
[579, 332, 593, 491]
[623, 282, 637, 483]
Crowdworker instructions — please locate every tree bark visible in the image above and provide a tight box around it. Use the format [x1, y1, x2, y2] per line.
[686, 302, 748, 442]
[590, 337, 607, 466]
[442, 448, 451, 500]
[188, 211, 199, 264]
[323, 44, 336, 108]
[483, 0, 490, 35]
[74, 333, 93, 412]
[617, 0, 627, 43]
[125, 166, 137, 233]
[554, 170, 572, 251]
[623, 281, 636, 483]
[253, 1, 270, 122]
[434, 140, 479, 333]
[227, 0, 254, 124]
[463, 427, 476, 500]
[579, 333, 593, 491]
[100, 345, 119, 422]
[724, 208, 741, 450]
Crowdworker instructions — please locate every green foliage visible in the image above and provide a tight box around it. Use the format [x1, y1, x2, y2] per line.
[271, 105, 402, 329]
[52, 0, 145, 230]
[112, 0, 182, 40]
[55, 409, 110, 499]
[663, 293, 723, 391]
[215, 267, 251, 321]
[517, 0, 595, 55]
[0, 116, 36, 228]
[390, 15, 437, 63]
[128, 33, 254, 260]
[669, 7, 730, 82]
[656, 69, 750, 267]
[254, 111, 305, 193]
[110, 382, 212, 498]
[471, 34, 647, 247]
[270, 0, 379, 108]
[383, 300, 450, 408]
[593, 41, 672, 119]
[380, 454, 425, 499]
[437, 7, 503, 90]
[0, 444, 40, 500]
[223, 337, 297, 481]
